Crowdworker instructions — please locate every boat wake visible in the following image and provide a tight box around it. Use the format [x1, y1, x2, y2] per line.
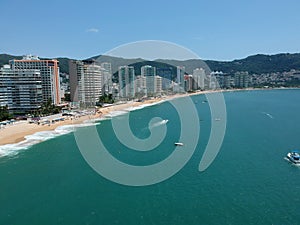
[0, 101, 167, 158]
[149, 119, 169, 129]
[284, 157, 300, 167]
[262, 112, 274, 119]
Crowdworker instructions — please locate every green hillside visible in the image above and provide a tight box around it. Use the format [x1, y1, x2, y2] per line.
[0, 54, 70, 74]
[1, 53, 300, 75]
[0, 54, 22, 66]
[205, 53, 300, 74]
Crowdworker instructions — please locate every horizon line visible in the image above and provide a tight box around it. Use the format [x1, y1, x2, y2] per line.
[1, 51, 300, 62]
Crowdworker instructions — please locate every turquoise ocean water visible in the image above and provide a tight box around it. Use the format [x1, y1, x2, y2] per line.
[1, 89, 300, 225]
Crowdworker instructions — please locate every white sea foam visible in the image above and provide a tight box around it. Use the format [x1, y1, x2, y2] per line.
[125, 104, 152, 111]
[87, 118, 103, 123]
[125, 101, 166, 112]
[105, 110, 129, 118]
[102, 99, 167, 119]
[0, 122, 97, 158]
[0, 141, 29, 157]
[0, 100, 167, 157]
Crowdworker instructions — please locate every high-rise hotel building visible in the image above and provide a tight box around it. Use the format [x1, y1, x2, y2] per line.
[141, 65, 162, 96]
[0, 65, 43, 114]
[69, 60, 103, 106]
[141, 65, 156, 95]
[9, 55, 60, 105]
[193, 68, 206, 90]
[118, 66, 135, 98]
[101, 62, 113, 95]
[176, 66, 185, 86]
[234, 71, 249, 88]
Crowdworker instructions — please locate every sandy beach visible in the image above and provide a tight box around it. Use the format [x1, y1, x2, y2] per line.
[0, 87, 271, 147]
[0, 94, 183, 146]
[0, 114, 94, 146]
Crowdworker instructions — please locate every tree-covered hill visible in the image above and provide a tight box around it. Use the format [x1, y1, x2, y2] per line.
[0, 54, 22, 66]
[0, 54, 71, 74]
[1, 53, 300, 75]
[205, 53, 300, 74]
[91, 53, 300, 75]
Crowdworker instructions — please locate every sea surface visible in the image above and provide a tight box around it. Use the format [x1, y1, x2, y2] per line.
[1, 89, 300, 225]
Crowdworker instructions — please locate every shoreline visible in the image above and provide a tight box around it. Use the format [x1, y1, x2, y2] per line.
[0, 87, 298, 150]
[0, 95, 176, 147]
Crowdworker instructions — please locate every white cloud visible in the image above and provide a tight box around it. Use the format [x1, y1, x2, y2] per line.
[86, 28, 99, 33]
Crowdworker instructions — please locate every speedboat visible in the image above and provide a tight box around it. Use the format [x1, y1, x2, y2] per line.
[162, 119, 169, 124]
[175, 142, 184, 146]
[286, 150, 300, 164]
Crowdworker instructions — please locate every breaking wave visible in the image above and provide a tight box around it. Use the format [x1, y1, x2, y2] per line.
[0, 122, 97, 158]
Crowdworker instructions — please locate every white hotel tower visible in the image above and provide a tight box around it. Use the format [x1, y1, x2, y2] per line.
[9, 55, 61, 105]
[69, 60, 103, 107]
[193, 68, 206, 90]
[0, 65, 43, 114]
[141, 65, 162, 96]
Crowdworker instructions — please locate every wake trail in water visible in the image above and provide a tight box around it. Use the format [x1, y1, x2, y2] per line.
[0, 100, 168, 158]
[149, 119, 169, 129]
[262, 112, 274, 119]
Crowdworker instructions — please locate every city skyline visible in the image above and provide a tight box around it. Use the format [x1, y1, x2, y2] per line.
[1, 0, 300, 61]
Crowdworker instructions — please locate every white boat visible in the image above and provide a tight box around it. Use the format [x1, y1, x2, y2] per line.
[162, 119, 169, 124]
[286, 150, 300, 164]
[174, 142, 184, 146]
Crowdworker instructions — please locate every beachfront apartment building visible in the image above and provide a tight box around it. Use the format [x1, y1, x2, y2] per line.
[176, 66, 185, 87]
[234, 71, 249, 88]
[156, 68, 173, 90]
[9, 55, 60, 105]
[193, 68, 206, 90]
[141, 65, 162, 96]
[0, 65, 43, 114]
[184, 74, 194, 92]
[155, 75, 162, 95]
[141, 65, 156, 77]
[118, 66, 135, 98]
[69, 60, 103, 107]
[101, 62, 113, 95]
[135, 75, 147, 96]
[223, 74, 232, 88]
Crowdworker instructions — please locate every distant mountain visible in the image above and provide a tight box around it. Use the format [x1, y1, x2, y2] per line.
[88, 53, 300, 75]
[205, 53, 300, 74]
[1, 53, 300, 75]
[155, 59, 211, 74]
[128, 61, 176, 75]
[42, 57, 72, 74]
[0, 54, 22, 66]
[88, 55, 145, 74]
[0, 54, 71, 74]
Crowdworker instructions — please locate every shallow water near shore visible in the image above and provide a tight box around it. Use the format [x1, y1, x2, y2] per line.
[0, 100, 166, 157]
[0, 89, 300, 225]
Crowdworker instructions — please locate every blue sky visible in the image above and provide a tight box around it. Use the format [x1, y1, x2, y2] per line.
[1, 0, 300, 61]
